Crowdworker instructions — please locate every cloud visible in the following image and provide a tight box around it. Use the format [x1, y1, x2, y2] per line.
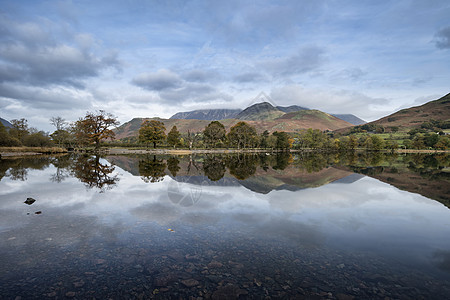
[0, 82, 92, 110]
[233, 72, 269, 83]
[435, 26, 450, 49]
[0, 16, 120, 88]
[260, 46, 326, 77]
[182, 69, 220, 82]
[160, 82, 233, 104]
[132, 68, 233, 105]
[270, 84, 390, 121]
[132, 69, 182, 91]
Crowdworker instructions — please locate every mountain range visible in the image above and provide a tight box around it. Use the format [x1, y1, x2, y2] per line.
[115, 101, 354, 140]
[170, 104, 366, 125]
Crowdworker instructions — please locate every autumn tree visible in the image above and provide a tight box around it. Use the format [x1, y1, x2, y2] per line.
[74, 111, 119, 150]
[139, 120, 166, 149]
[227, 122, 258, 149]
[203, 121, 226, 148]
[167, 125, 181, 148]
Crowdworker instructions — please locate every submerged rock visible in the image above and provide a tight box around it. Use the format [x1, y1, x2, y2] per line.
[24, 198, 36, 205]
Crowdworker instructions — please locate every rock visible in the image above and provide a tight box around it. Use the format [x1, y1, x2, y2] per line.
[73, 280, 85, 288]
[336, 293, 355, 300]
[181, 279, 200, 287]
[208, 261, 223, 268]
[95, 259, 106, 264]
[65, 291, 76, 297]
[24, 198, 36, 205]
[212, 285, 248, 300]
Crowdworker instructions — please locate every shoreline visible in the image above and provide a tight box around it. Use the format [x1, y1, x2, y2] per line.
[1, 147, 449, 158]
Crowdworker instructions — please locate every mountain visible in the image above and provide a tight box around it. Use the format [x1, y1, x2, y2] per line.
[276, 105, 309, 113]
[115, 100, 354, 140]
[331, 114, 366, 125]
[369, 93, 450, 130]
[276, 110, 352, 130]
[236, 102, 285, 121]
[170, 109, 241, 120]
[0, 117, 12, 128]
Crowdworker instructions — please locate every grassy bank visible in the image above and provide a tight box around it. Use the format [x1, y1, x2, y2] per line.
[0, 146, 67, 157]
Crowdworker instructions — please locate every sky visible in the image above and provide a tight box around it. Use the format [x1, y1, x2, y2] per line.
[0, 0, 449, 132]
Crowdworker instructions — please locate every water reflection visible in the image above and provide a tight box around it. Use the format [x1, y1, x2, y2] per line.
[71, 155, 119, 191]
[0, 152, 450, 298]
[138, 155, 166, 183]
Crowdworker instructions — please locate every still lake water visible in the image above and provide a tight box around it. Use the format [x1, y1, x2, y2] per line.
[0, 152, 449, 299]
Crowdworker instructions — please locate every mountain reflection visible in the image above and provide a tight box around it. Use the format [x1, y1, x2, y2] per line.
[0, 152, 449, 206]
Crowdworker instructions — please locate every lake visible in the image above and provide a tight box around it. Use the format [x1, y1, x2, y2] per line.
[0, 152, 449, 299]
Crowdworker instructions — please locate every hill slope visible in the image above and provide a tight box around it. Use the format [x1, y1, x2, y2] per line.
[236, 102, 285, 121]
[0, 117, 12, 128]
[331, 114, 366, 125]
[371, 93, 450, 130]
[170, 109, 241, 120]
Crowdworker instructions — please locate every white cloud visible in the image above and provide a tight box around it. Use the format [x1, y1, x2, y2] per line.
[270, 84, 391, 121]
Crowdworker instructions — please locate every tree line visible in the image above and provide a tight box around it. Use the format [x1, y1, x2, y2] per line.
[137, 119, 293, 150]
[2, 110, 449, 151]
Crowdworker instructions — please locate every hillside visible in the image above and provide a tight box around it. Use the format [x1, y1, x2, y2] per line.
[276, 105, 309, 113]
[369, 93, 450, 131]
[275, 110, 352, 130]
[170, 109, 241, 120]
[236, 102, 285, 121]
[332, 114, 366, 125]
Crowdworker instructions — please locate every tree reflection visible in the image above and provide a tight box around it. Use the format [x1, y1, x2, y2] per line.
[271, 152, 291, 170]
[294, 153, 330, 173]
[71, 155, 119, 191]
[50, 155, 72, 183]
[203, 155, 226, 181]
[139, 155, 167, 183]
[0, 156, 53, 181]
[167, 156, 180, 177]
[226, 154, 258, 180]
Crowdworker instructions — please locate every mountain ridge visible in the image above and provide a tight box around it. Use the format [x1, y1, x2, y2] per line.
[169, 104, 365, 125]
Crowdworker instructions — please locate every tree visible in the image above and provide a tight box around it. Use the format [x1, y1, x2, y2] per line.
[260, 130, 269, 148]
[50, 116, 67, 131]
[227, 122, 258, 149]
[0, 122, 21, 146]
[139, 120, 166, 149]
[9, 118, 29, 142]
[74, 111, 119, 150]
[272, 131, 290, 150]
[50, 129, 72, 148]
[23, 131, 53, 147]
[203, 121, 226, 148]
[167, 125, 181, 148]
[50, 116, 69, 147]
